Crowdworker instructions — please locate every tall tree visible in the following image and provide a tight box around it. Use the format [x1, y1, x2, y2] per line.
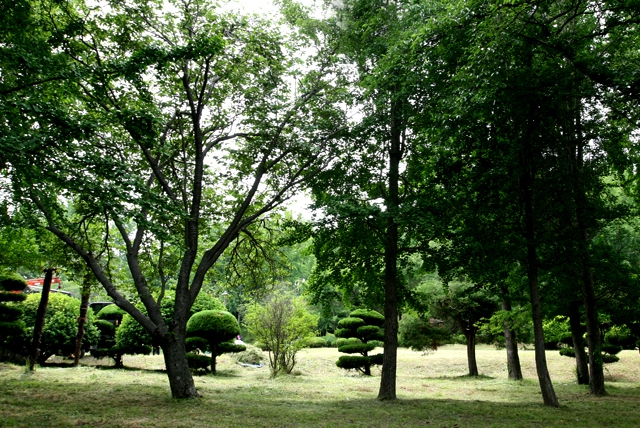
[5, 0, 348, 398]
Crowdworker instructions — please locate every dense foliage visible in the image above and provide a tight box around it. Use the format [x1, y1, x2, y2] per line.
[21, 293, 99, 364]
[244, 293, 317, 377]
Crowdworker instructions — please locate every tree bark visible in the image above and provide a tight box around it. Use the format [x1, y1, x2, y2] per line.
[501, 287, 523, 380]
[74, 277, 92, 367]
[211, 343, 217, 375]
[521, 138, 559, 406]
[162, 333, 199, 399]
[29, 268, 54, 370]
[378, 97, 401, 401]
[569, 299, 589, 385]
[583, 266, 606, 395]
[465, 327, 478, 376]
[566, 100, 606, 396]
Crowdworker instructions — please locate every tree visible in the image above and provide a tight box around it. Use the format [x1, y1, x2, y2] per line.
[307, 0, 424, 400]
[427, 281, 499, 377]
[4, 0, 348, 398]
[186, 310, 245, 374]
[244, 293, 317, 377]
[335, 309, 384, 375]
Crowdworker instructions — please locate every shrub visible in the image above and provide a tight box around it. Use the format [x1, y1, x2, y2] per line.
[304, 337, 328, 348]
[0, 272, 27, 291]
[335, 308, 384, 375]
[244, 293, 317, 377]
[559, 347, 575, 358]
[338, 342, 376, 354]
[602, 354, 620, 364]
[336, 355, 370, 370]
[186, 352, 211, 372]
[96, 304, 126, 321]
[601, 344, 623, 355]
[95, 320, 116, 336]
[186, 310, 244, 374]
[336, 337, 362, 347]
[21, 293, 99, 364]
[337, 317, 366, 330]
[322, 333, 337, 347]
[112, 291, 226, 364]
[604, 325, 636, 349]
[0, 272, 27, 362]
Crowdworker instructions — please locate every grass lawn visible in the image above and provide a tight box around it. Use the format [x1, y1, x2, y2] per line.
[1, 345, 639, 427]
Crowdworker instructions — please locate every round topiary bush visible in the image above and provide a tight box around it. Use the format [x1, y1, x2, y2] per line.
[0, 272, 27, 292]
[337, 317, 366, 330]
[338, 342, 376, 354]
[186, 310, 242, 374]
[349, 309, 385, 327]
[336, 337, 362, 347]
[96, 304, 127, 321]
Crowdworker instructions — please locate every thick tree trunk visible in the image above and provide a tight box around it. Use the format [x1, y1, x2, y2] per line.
[29, 268, 54, 370]
[162, 334, 199, 399]
[583, 267, 606, 395]
[501, 287, 523, 380]
[569, 299, 589, 385]
[378, 98, 402, 401]
[465, 328, 478, 376]
[521, 144, 559, 406]
[74, 279, 91, 367]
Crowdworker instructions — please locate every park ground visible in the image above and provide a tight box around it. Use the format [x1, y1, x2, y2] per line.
[1, 345, 639, 427]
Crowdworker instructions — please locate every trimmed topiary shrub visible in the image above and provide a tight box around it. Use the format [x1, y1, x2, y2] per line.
[0, 272, 27, 362]
[559, 347, 575, 358]
[186, 310, 245, 374]
[335, 309, 384, 375]
[602, 354, 620, 364]
[601, 344, 623, 356]
[96, 304, 127, 321]
[187, 352, 211, 373]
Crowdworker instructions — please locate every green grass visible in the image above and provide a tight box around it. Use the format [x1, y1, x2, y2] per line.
[1, 345, 640, 427]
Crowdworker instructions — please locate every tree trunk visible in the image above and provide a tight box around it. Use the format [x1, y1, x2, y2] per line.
[521, 142, 559, 406]
[161, 334, 199, 399]
[583, 267, 606, 395]
[501, 287, 523, 380]
[566, 102, 606, 396]
[211, 343, 217, 375]
[29, 268, 54, 370]
[569, 299, 589, 385]
[465, 327, 478, 376]
[378, 97, 401, 401]
[74, 278, 91, 367]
